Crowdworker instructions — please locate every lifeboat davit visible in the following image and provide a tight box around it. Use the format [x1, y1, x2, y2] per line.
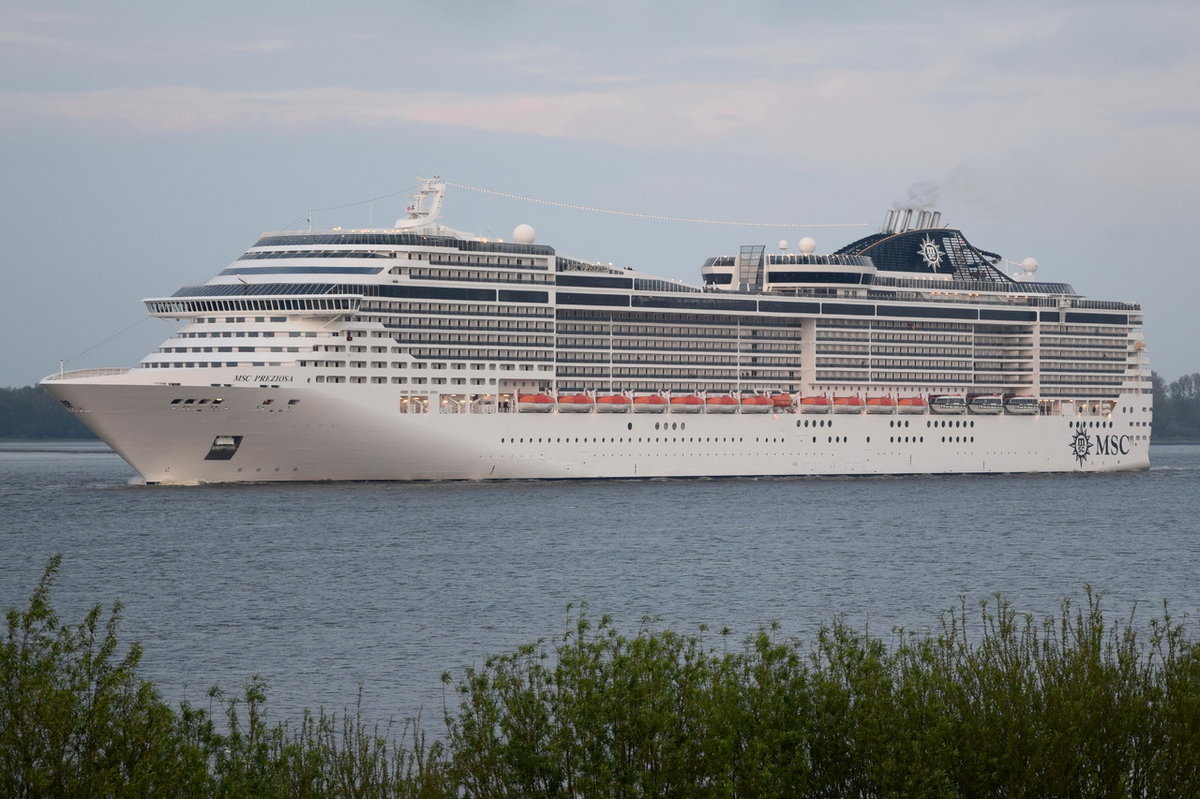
[705, 395, 739, 414]
[668, 395, 704, 414]
[595, 394, 631, 413]
[517, 393, 554, 413]
[1004, 395, 1040, 415]
[865, 396, 896, 414]
[632, 395, 668, 413]
[896, 396, 928, 414]
[770, 393, 794, 410]
[556, 394, 594, 413]
[832, 396, 864, 414]
[929, 394, 967, 415]
[968, 394, 1004, 415]
[799, 395, 831, 414]
[739, 395, 773, 414]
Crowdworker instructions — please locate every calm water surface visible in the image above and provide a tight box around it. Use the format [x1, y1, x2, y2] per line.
[2, 443, 1198, 726]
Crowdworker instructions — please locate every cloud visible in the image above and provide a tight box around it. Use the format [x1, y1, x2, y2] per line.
[2, 59, 1196, 179]
[1, 0, 1197, 197]
[229, 39, 292, 53]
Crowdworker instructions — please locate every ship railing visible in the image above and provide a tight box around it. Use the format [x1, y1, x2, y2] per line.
[409, 270, 554, 285]
[871, 276, 1079, 295]
[1068, 299, 1142, 311]
[43, 367, 131, 381]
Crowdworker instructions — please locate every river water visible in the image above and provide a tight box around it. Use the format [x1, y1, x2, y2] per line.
[2, 442, 1198, 726]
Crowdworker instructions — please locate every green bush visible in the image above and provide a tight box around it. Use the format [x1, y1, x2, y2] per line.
[5, 558, 1200, 797]
[442, 597, 1200, 797]
[0, 553, 209, 797]
[0, 556, 446, 799]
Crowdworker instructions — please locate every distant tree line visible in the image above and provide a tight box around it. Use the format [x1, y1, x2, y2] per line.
[2, 375, 1200, 441]
[1153, 372, 1200, 441]
[0, 386, 95, 439]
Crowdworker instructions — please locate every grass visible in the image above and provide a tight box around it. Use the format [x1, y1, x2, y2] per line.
[4, 556, 1200, 797]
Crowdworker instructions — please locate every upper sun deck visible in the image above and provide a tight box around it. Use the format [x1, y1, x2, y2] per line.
[242, 230, 556, 257]
[699, 209, 1140, 312]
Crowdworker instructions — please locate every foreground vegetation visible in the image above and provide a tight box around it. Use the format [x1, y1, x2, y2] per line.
[5, 370, 1200, 441]
[5, 557, 1200, 797]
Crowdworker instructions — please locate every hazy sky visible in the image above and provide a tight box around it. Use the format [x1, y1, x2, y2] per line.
[3, 1, 1198, 386]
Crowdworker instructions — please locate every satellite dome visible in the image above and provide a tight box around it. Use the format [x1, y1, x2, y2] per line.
[798, 236, 817, 255]
[778, 240, 789, 251]
[1021, 257, 1038, 276]
[512, 224, 536, 244]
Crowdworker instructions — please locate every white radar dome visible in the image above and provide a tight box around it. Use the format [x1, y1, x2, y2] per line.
[1021, 257, 1039, 276]
[512, 224, 536, 244]
[778, 240, 789, 251]
[798, 236, 817, 255]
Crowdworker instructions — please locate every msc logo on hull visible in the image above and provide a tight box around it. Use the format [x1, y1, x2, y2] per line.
[1070, 425, 1132, 465]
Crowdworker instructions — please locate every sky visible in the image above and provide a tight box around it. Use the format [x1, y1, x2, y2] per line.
[2, 0, 1199, 387]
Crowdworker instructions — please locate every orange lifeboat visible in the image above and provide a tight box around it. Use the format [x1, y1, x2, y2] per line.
[799, 395, 831, 414]
[865, 396, 896, 415]
[517, 393, 554, 413]
[594, 394, 631, 413]
[705, 395, 739, 414]
[739, 395, 773, 414]
[556, 393, 594, 413]
[770, 393, 794, 410]
[632, 395, 668, 414]
[896, 396, 928, 415]
[668, 395, 704, 414]
[832, 395, 864, 414]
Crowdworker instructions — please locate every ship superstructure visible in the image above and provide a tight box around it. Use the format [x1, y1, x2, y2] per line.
[43, 179, 1152, 482]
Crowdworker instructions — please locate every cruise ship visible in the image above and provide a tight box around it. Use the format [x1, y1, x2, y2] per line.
[43, 179, 1152, 483]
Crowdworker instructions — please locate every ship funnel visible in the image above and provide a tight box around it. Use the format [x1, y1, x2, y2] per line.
[930, 211, 942, 228]
[898, 208, 913, 232]
[883, 209, 896, 234]
[916, 210, 931, 229]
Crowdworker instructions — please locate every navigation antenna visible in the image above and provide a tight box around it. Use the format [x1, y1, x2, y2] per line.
[394, 177, 446, 231]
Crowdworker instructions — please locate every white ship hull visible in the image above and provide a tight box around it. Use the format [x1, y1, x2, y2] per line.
[45, 369, 1151, 483]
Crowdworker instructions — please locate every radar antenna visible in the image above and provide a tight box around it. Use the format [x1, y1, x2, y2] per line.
[394, 177, 446, 231]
